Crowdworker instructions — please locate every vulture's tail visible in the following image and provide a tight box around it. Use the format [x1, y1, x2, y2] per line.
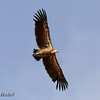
[32, 49, 41, 61]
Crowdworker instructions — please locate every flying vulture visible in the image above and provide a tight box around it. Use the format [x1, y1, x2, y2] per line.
[33, 9, 68, 91]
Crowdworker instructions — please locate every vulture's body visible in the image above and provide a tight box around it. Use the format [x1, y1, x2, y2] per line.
[33, 9, 68, 91]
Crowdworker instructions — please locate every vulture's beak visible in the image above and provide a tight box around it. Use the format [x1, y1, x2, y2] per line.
[51, 50, 60, 53]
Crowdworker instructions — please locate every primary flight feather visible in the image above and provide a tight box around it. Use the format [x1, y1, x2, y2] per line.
[33, 9, 68, 91]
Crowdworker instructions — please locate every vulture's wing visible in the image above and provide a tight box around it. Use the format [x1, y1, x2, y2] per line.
[43, 54, 68, 91]
[33, 9, 53, 49]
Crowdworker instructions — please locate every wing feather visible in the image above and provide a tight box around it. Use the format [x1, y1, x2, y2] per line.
[33, 9, 53, 49]
[43, 54, 68, 91]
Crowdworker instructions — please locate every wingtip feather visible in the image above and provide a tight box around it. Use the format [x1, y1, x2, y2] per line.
[33, 9, 47, 22]
[56, 80, 68, 91]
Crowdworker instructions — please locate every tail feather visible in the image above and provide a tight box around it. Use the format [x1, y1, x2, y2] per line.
[33, 49, 38, 53]
[32, 49, 41, 61]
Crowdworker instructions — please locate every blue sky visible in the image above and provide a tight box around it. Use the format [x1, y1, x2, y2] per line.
[0, 0, 100, 100]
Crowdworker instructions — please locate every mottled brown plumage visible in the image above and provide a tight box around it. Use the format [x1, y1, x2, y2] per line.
[34, 9, 53, 49]
[33, 9, 68, 91]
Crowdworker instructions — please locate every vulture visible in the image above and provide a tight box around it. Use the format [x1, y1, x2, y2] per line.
[33, 9, 68, 91]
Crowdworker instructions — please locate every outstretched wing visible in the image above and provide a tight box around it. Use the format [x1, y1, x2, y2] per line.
[33, 9, 53, 49]
[43, 54, 68, 91]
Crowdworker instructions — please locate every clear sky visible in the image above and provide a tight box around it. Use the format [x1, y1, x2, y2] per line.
[0, 0, 100, 100]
